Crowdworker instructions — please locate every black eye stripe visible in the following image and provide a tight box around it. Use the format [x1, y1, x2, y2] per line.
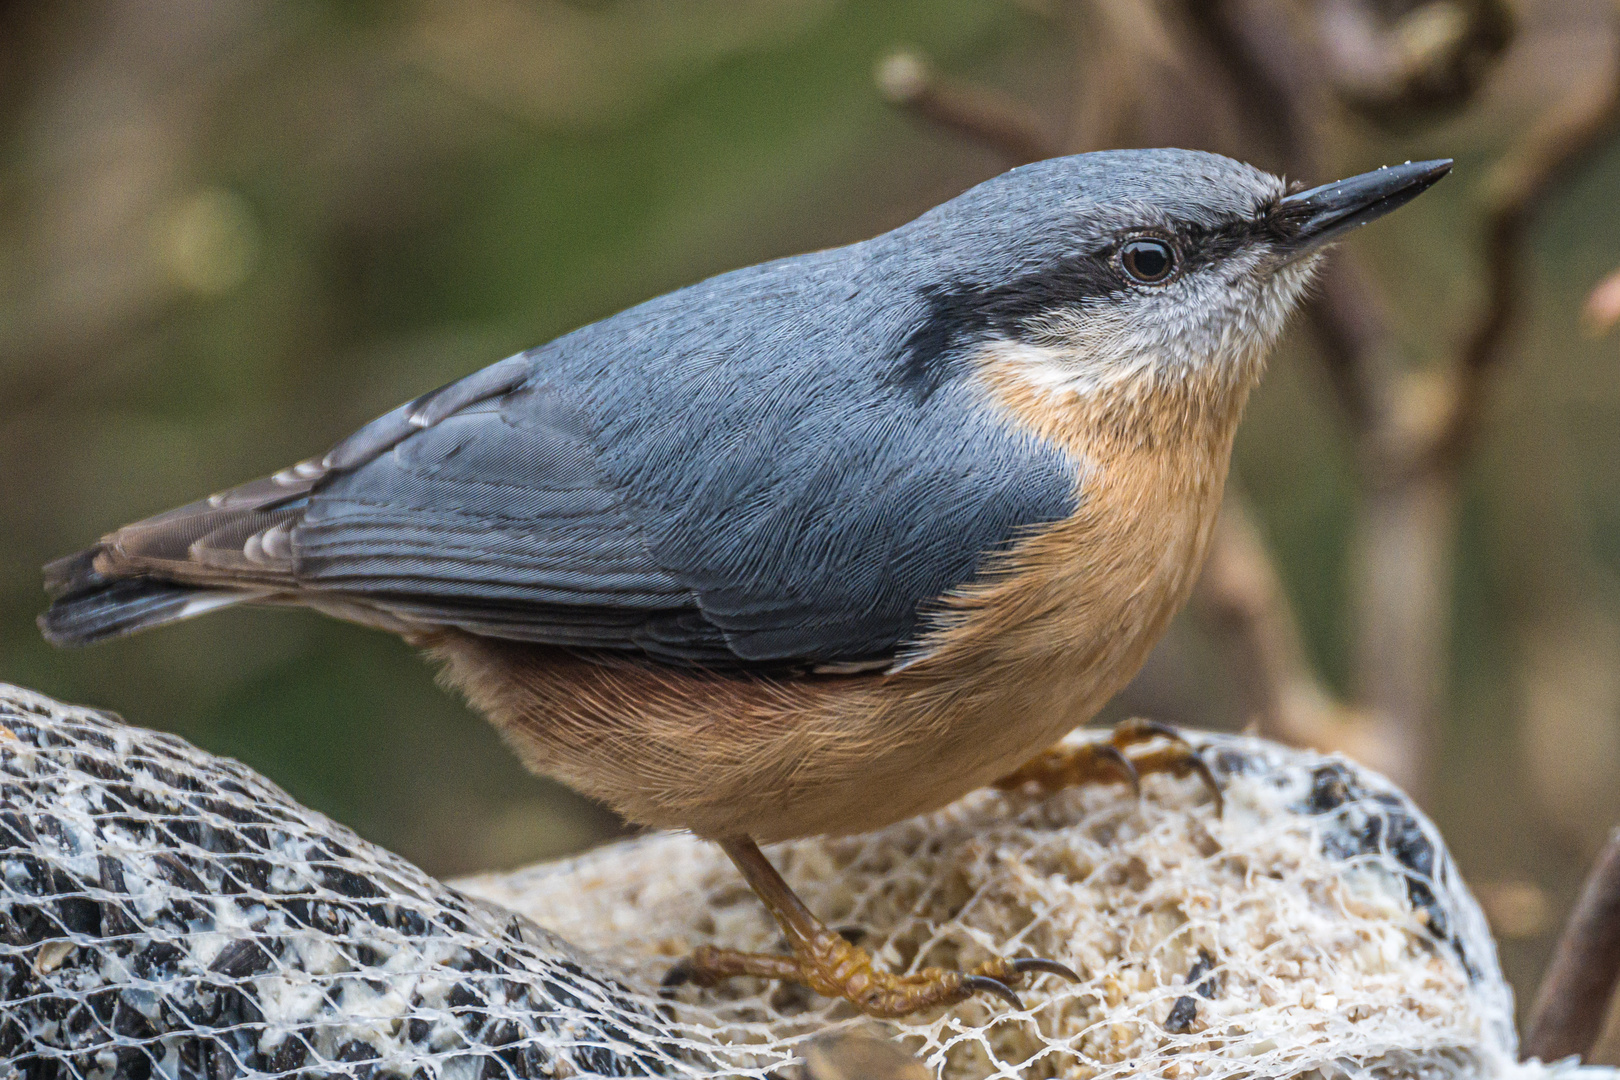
[891, 210, 1269, 398]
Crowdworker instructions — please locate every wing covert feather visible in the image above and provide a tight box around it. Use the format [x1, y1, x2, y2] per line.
[292, 252, 1083, 667]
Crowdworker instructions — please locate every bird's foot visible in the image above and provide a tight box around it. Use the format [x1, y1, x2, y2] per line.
[994, 717, 1223, 814]
[662, 929, 1077, 1018]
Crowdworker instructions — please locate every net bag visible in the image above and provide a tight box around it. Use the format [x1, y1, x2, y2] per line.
[0, 681, 1603, 1079]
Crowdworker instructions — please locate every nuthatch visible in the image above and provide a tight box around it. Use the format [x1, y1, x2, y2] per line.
[42, 149, 1450, 1017]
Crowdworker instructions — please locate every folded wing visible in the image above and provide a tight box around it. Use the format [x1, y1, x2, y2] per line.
[43, 262, 1081, 669]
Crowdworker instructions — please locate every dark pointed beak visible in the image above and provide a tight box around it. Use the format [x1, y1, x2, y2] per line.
[1276, 159, 1452, 253]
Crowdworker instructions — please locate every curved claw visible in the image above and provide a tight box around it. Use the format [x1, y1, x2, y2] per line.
[1011, 957, 1081, 983]
[1186, 750, 1224, 817]
[1114, 718, 1224, 816]
[960, 974, 1024, 1011]
[1097, 744, 1141, 797]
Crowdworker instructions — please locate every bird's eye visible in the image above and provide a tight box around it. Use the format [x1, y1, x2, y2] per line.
[1119, 238, 1177, 284]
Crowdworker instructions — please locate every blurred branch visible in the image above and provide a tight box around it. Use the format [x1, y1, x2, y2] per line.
[1306, 256, 1393, 438]
[1194, 498, 1312, 738]
[1314, 0, 1442, 102]
[1312, 0, 1514, 117]
[1431, 51, 1620, 471]
[1524, 827, 1620, 1062]
[1179, 0, 1321, 172]
[1585, 265, 1620, 335]
[1194, 494, 1394, 765]
[876, 52, 1060, 164]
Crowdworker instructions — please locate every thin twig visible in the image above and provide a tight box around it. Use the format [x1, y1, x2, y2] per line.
[1193, 493, 1399, 766]
[1524, 828, 1620, 1062]
[1193, 496, 1339, 743]
[876, 52, 1061, 164]
[1433, 49, 1620, 469]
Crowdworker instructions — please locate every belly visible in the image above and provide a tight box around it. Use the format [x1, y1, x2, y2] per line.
[423, 535, 1199, 843]
[424, 432, 1227, 841]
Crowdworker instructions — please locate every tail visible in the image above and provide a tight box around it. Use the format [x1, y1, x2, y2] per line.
[39, 552, 249, 645]
[39, 468, 320, 647]
[40, 549, 255, 646]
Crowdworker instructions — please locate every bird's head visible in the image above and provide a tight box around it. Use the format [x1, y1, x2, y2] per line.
[890, 149, 1450, 407]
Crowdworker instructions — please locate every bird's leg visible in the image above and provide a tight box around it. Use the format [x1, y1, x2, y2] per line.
[994, 718, 1223, 814]
[663, 836, 1079, 1018]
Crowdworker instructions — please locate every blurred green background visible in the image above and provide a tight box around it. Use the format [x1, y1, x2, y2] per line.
[3, 0, 1620, 1035]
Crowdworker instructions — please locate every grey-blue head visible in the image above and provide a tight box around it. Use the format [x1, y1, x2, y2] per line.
[885, 148, 1449, 400]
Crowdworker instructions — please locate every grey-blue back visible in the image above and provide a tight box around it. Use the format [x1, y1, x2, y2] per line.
[292, 158, 1121, 667]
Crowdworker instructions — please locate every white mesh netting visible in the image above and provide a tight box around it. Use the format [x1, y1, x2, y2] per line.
[0, 680, 1606, 1080]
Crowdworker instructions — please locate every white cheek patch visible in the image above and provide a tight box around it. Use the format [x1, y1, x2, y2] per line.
[979, 336, 1158, 396]
[986, 251, 1322, 400]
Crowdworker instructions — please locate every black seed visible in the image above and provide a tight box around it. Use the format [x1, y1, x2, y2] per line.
[1304, 764, 1353, 814]
[207, 939, 272, 979]
[151, 852, 209, 893]
[1186, 947, 1219, 998]
[264, 1035, 308, 1072]
[115, 1045, 155, 1080]
[55, 894, 101, 936]
[1164, 995, 1198, 1033]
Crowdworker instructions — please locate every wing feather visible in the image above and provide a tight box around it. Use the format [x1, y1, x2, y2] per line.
[43, 251, 1082, 664]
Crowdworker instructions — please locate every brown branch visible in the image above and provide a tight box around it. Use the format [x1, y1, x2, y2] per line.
[1194, 493, 1397, 769]
[1433, 47, 1620, 469]
[1305, 256, 1394, 439]
[1194, 495, 1324, 740]
[1312, 0, 1412, 103]
[1524, 828, 1620, 1062]
[875, 52, 1061, 165]
[1179, 0, 1321, 173]
[1585, 264, 1620, 335]
[1311, 0, 1515, 118]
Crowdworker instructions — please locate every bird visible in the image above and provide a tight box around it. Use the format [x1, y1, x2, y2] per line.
[40, 148, 1450, 1018]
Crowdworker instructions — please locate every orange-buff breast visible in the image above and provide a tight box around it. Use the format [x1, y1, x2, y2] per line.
[428, 351, 1252, 843]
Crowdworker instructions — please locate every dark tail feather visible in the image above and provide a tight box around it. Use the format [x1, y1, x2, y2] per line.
[39, 549, 247, 646]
